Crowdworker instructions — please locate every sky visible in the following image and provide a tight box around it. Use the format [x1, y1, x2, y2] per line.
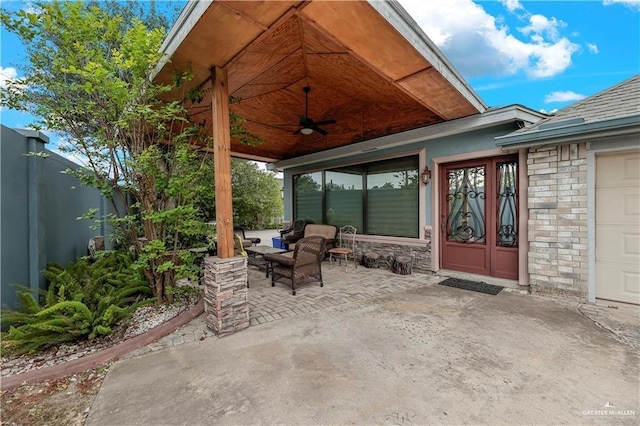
[1, 0, 639, 160]
[398, 0, 639, 113]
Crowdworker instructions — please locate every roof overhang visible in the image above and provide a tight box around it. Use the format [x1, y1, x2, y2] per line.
[495, 115, 640, 149]
[274, 104, 545, 170]
[156, 0, 486, 162]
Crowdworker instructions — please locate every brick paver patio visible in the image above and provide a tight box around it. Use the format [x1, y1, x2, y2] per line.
[130, 258, 441, 357]
[247, 259, 439, 326]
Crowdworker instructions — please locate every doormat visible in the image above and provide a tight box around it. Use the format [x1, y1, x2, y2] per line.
[439, 277, 504, 295]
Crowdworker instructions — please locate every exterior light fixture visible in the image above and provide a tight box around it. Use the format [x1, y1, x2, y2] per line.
[421, 165, 432, 185]
[300, 127, 313, 135]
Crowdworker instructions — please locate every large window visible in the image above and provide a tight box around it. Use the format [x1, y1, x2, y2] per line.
[293, 156, 419, 237]
[293, 172, 323, 223]
[326, 167, 363, 230]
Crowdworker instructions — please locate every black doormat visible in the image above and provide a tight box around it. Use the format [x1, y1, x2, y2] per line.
[439, 277, 504, 295]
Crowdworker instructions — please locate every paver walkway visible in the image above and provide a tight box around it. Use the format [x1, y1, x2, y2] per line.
[126, 257, 448, 358]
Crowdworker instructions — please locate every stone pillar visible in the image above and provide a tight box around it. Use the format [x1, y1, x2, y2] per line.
[203, 256, 249, 337]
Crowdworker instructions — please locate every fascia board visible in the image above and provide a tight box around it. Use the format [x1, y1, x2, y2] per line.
[495, 115, 640, 148]
[369, 0, 486, 112]
[154, 0, 212, 78]
[274, 106, 543, 170]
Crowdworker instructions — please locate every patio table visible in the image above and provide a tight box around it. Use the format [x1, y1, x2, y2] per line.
[245, 245, 289, 279]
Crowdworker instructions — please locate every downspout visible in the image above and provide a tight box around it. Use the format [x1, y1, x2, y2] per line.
[27, 136, 47, 295]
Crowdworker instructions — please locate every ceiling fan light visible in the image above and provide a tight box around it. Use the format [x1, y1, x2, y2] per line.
[300, 127, 313, 135]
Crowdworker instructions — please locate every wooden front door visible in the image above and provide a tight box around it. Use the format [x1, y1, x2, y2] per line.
[440, 156, 519, 280]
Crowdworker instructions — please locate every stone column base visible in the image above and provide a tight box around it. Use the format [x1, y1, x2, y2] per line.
[204, 256, 249, 337]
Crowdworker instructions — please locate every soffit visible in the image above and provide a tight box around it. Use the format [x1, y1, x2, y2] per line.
[156, 0, 484, 162]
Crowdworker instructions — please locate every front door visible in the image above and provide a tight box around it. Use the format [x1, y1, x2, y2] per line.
[440, 156, 518, 280]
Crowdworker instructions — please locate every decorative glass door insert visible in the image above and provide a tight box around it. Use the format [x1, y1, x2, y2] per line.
[497, 161, 518, 248]
[446, 166, 486, 243]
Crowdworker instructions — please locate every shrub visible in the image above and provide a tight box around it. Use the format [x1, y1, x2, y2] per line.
[1, 251, 154, 355]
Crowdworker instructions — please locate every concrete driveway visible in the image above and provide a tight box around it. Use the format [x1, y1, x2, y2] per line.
[87, 280, 639, 425]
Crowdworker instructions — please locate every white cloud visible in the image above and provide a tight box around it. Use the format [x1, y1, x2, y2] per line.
[518, 14, 565, 41]
[603, 0, 640, 11]
[500, 0, 523, 12]
[587, 43, 599, 54]
[398, 0, 580, 79]
[544, 90, 587, 103]
[0, 66, 21, 111]
[539, 108, 559, 114]
[0, 66, 18, 89]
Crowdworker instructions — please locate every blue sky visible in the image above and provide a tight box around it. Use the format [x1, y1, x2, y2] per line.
[399, 0, 640, 112]
[1, 0, 639, 153]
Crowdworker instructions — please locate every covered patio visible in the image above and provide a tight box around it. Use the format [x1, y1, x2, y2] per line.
[155, 0, 491, 336]
[156, 0, 485, 259]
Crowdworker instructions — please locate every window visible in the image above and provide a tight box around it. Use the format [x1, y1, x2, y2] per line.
[293, 156, 419, 237]
[293, 172, 322, 223]
[366, 157, 419, 237]
[326, 167, 363, 230]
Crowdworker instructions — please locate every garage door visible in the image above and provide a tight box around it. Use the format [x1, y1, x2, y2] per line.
[595, 151, 640, 304]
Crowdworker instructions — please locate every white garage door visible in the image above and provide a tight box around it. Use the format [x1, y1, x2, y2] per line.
[595, 150, 640, 305]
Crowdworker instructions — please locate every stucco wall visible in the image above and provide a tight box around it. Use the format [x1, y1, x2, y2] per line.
[1, 126, 110, 310]
[1, 126, 32, 309]
[527, 143, 588, 299]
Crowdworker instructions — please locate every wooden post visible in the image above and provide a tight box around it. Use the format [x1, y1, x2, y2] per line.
[211, 66, 234, 258]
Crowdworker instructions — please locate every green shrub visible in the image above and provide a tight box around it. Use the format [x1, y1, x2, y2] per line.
[1, 251, 154, 355]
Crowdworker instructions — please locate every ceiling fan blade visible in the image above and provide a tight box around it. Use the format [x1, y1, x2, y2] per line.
[293, 128, 302, 135]
[313, 119, 336, 126]
[313, 126, 328, 136]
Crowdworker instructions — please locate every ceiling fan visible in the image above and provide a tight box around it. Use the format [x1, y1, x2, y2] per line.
[293, 86, 336, 136]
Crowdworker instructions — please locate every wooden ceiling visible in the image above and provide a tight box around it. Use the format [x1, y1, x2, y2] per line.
[156, 0, 484, 162]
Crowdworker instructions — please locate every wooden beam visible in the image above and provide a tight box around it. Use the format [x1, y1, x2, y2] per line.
[211, 66, 234, 258]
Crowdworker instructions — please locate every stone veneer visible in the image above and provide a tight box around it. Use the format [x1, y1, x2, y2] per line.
[203, 256, 249, 337]
[353, 228, 432, 273]
[527, 143, 588, 300]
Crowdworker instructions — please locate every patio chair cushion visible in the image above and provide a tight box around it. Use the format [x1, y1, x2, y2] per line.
[288, 224, 337, 253]
[264, 251, 295, 266]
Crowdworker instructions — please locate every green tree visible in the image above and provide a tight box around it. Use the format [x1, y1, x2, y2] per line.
[180, 158, 283, 234]
[231, 159, 283, 229]
[0, 1, 216, 302]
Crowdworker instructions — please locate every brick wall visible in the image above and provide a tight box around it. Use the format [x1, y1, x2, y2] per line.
[527, 143, 588, 299]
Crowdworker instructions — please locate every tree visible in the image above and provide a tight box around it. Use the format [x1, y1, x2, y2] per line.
[187, 159, 284, 230]
[231, 160, 283, 229]
[0, 1, 223, 302]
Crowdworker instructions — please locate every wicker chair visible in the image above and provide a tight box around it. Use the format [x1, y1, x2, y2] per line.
[234, 226, 261, 245]
[264, 236, 326, 295]
[279, 219, 308, 244]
